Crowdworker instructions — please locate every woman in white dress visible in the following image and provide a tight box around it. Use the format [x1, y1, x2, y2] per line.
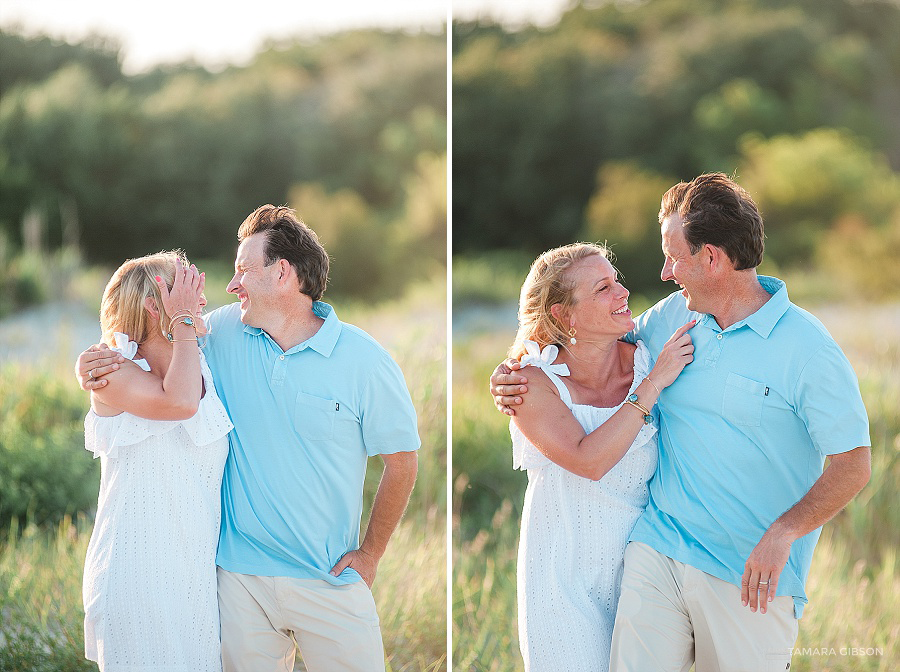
[508, 243, 694, 672]
[82, 251, 232, 672]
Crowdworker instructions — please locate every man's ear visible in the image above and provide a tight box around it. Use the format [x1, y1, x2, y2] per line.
[276, 259, 303, 292]
[705, 244, 731, 274]
[144, 296, 160, 319]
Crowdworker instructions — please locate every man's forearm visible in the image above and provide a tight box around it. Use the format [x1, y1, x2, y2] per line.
[359, 451, 418, 560]
[772, 446, 870, 541]
[741, 445, 871, 612]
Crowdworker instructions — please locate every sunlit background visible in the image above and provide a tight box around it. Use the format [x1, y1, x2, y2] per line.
[453, 0, 571, 28]
[0, 3, 447, 671]
[0, 0, 447, 72]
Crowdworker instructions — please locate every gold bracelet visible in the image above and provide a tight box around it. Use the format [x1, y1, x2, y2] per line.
[170, 337, 198, 342]
[171, 317, 198, 329]
[644, 376, 661, 395]
[166, 315, 199, 342]
[625, 393, 653, 424]
[167, 311, 196, 333]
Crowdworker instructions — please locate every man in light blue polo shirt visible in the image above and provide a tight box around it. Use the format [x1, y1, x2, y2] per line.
[492, 174, 870, 670]
[204, 205, 419, 672]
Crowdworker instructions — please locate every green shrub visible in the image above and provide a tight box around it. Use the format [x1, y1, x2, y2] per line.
[739, 128, 900, 271]
[0, 239, 97, 318]
[0, 246, 50, 318]
[452, 333, 528, 539]
[0, 368, 97, 530]
[452, 251, 531, 308]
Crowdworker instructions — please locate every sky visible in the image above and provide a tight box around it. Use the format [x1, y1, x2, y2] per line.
[0, 1, 577, 73]
[453, 0, 571, 27]
[0, 0, 451, 74]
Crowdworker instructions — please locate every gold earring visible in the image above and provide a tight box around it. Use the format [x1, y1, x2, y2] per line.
[568, 326, 577, 345]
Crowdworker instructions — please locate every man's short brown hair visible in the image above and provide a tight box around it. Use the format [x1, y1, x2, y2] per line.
[238, 205, 329, 301]
[659, 173, 764, 270]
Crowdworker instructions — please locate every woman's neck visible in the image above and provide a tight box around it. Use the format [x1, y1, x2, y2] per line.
[559, 335, 626, 387]
[135, 332, 173, 377]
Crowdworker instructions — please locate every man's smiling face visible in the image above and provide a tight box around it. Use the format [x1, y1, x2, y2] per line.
[226, 233, 278, 328]
[660, 213, 711, 313]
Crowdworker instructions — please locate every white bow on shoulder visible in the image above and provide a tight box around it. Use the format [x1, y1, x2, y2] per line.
[111, 332, 151, 372]
[520, 340, 570, 377]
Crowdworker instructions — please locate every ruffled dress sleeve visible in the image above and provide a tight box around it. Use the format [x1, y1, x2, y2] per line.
[85, 336, 233, 459]
[511, 423, 553, 471]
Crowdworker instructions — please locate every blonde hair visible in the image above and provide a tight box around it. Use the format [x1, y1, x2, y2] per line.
[100, 250, 189, 347]
[509, 243, 610, 360]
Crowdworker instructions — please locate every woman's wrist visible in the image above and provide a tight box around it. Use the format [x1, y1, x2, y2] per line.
[170, 321, 199, 343]
[167, 307, 199, 320]
[166, 314, 200, 343]
[636, 378, 659, 405]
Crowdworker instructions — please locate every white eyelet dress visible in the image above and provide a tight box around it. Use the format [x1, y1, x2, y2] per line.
[82, 337, 233, 672]
[512, 340, 658, 672]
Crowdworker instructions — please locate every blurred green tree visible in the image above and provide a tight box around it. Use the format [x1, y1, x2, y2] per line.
[739, 128, 900, 265]
[0, 27, 446, 301]
[289, 182, 384, 299]
[0, 29, 123, 97]
[583, 161, 676, 291]
[452, 0, 900, 297]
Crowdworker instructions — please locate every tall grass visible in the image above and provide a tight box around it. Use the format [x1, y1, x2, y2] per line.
[0, 514, 446, 672]
[452, 301, 900, 671]
[0, 276, 448, 672]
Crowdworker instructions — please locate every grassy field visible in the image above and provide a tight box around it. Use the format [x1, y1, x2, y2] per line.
[0, 275, 448, 672]
[452, 298, 899, 672]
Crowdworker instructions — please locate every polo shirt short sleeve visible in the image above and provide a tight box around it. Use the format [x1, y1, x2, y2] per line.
[795, 340, 873, 457]
[627, 277, 870, 618]
[203, 302, 420, 584]
[358, 351, 422, 457]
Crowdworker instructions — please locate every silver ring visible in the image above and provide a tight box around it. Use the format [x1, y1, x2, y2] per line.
[89, 369, 95, 381]
[758, 581, 769, 585]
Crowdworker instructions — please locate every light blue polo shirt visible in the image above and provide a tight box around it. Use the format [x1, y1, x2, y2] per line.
[203, 301, 420, 584]
[625, 276, 869, 617]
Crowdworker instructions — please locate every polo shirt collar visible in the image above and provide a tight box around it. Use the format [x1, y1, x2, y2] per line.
[709, 275, 788, 339]
[242, 301, 342, 357]
[306, 302, 341, 356]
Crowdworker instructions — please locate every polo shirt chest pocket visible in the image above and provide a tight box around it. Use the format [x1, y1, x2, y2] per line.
[722, 372, 766, 427]
[295, 391, 337, 440]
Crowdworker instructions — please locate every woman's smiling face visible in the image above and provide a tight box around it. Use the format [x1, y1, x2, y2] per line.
[561, 255, 634, 339]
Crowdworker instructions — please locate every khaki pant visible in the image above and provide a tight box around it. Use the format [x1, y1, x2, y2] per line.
[217, 568, 385, 672]
[610, 542, 798, 672]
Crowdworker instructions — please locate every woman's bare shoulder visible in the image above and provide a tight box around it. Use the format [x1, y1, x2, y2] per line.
[90, 359, 160, 413]
[518, 362, 564, 402]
